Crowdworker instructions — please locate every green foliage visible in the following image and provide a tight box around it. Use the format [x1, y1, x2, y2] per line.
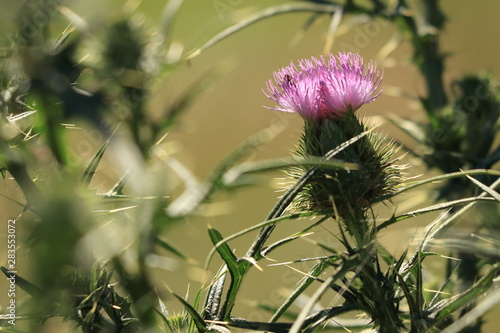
[1, 1, 500, 333]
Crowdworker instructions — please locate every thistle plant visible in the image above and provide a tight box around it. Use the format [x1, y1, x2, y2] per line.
[265, 52, 399, 217]
[2, 1, 500, 333]
[262, 51, 404, 331]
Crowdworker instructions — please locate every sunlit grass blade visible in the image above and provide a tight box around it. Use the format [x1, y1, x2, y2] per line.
[205, 211, 321, 269]
[106, 172, 128, 196]
[427, 264, 500, 326]
[420, 176, 500, 251]
[186, 2, 337, 59]
[168, 126, 281, 217]
[222, 157, 358, 187]
[375, 169, 500, 203]
[428, 235, 500, 259]
[159, 0, 183, 44]
[466, 174, 500, 201]
[377, 196, 496, 230]
[270, 261, 329, 322]
[322, 5, 343, 54]
[81, 139, 109, 186]
[262, 216, 330, 257]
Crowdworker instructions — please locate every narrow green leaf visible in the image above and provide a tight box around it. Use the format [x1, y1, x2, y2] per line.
[396, 270, 420, 332]
[81, 140, 109, 186]
[323, 4, 343, 54]
[169, 290, 207, 332]
[262, 216, 330, 256]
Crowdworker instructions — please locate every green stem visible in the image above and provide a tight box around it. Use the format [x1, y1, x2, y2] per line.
[397, 0, 447, 111]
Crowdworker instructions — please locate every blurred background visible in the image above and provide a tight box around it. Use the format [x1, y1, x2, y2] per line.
[1, 0, 500, 331]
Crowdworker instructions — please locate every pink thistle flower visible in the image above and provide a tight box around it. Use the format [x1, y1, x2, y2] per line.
[264, 52, 383, 120]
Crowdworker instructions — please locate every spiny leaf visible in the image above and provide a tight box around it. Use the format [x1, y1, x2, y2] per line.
[205, 211, 320, 269]
[203, 267, 227, 320]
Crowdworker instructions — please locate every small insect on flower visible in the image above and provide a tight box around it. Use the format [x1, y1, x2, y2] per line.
[264, 52, 383, 121]
[284, 74, 294, 85]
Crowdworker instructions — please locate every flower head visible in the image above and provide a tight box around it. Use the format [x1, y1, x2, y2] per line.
[265, 52, 383, 120]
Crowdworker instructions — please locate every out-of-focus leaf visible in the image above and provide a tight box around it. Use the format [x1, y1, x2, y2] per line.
[1, 266, 43, 298]
[323, 5, 343, 54]
[160, 0, 183, 42]
[385, 114, 427, 144]
[167, 126, 280, 217]
[155, 236, 188, 261]
[222, 157, 358, 187]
